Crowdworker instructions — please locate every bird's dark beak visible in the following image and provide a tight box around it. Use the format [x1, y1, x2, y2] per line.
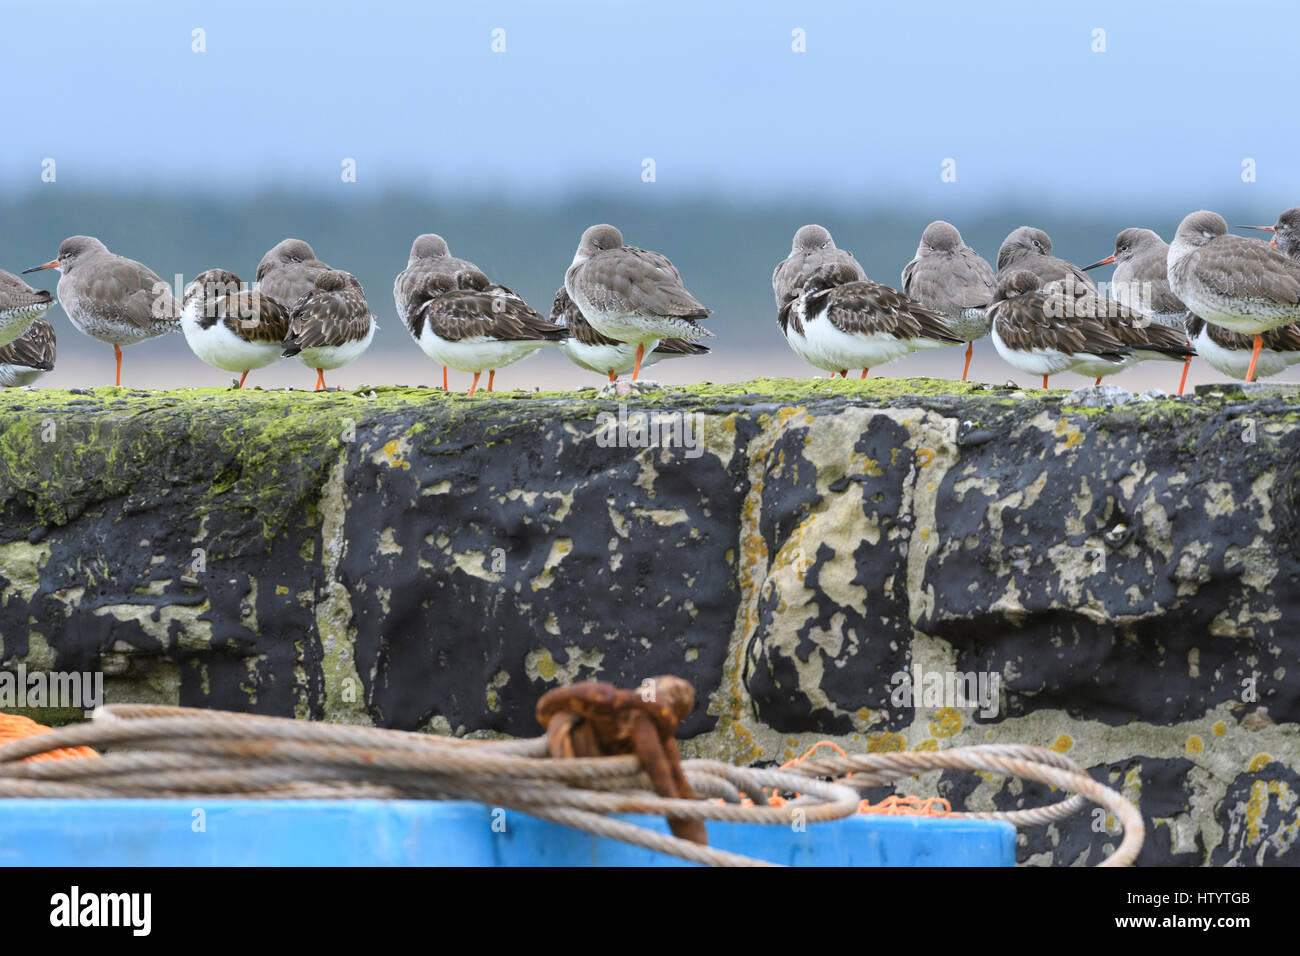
[1238, 225, 1276, 232]
[1082, 254, 1116, 271]
[22, 259, 59, 274]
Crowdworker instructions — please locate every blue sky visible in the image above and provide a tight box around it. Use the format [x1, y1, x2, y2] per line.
[1, 0, 1295, 209]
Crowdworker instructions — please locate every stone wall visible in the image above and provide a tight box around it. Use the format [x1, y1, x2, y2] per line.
[0, 378, 1296, 865]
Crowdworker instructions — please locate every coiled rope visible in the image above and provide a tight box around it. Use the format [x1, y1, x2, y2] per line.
[0, 704, 1143, 867]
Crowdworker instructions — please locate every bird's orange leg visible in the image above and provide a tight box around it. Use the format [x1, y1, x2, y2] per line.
[238, 371, 249, 389]
[114, 345, 122, 387]
[1042, 374, 1049, 390]
[315, 368, 325, 391]
[442, 366, 448, 392]
[1178, 356, 1191, 396]
[961, 341, 973, 382]
[838, 369, 847, 378]
[1245, 335, 1263, 383]
[860, 368, 869, 379]
[488, 369, 495, 393]
[827, 371, 836, 379]
[468, 371, 481, 396]
[1094, 377, 1102, 387]
[607, 369, 617, 384]
[632, 344, 646, 381]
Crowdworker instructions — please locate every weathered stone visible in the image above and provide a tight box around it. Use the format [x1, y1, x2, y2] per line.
[0, 377, 1296, 865]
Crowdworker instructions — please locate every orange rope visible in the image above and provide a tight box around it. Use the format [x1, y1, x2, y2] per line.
[761, 741, 951, 817]
[0, 712, 99, 762]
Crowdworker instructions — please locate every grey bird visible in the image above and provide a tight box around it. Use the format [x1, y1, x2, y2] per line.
[1239, 206, 1300, 260]
[901, 220, 995, 380]
[254, 238, 333, 308]
[772, 224, 866, 311]
[393, 233, 492, 391]
[564, 224, 711, 381]
[1081, 227, 1195, 393]
[997, 226, 1097, 292]
[1167, 210, 1300, 382]
[0, 317, 56, 387]
[0, 269, 55, 348]
[23, 236, 180, 386]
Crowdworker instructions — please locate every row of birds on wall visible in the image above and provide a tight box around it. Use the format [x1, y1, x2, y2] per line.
[2, 208, 1300, 393]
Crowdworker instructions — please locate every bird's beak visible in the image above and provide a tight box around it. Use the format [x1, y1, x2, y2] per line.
[22, 259, 59, 274]
[1238, 225, 1276, 233]
[1081, 254, 1116, 271]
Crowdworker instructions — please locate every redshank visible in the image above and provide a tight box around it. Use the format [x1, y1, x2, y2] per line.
[23, 236, 180, 386]
[997, 227, 1097, 291]
[1167, 210, 1300, 383]
[564, 225, 711, 381]
[901, 220, 996, 381]
[552, 286, 709, 382]
[772, 225, 868, 377]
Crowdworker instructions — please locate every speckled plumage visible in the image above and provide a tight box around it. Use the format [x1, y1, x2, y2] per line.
[282, 270, 375, 372]
[0, 269, 54, 348]
[0, 317, 55, 386]
[564, 225, 711, 346]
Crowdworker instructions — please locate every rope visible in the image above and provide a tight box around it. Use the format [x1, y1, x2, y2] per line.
[0, 712, 98, 762]
[0, 705, 1143, 867]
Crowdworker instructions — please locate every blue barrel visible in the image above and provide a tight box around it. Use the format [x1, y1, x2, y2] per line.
[0, 799, 1015, 866]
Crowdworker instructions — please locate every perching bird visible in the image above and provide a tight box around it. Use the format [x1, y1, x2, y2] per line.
[181, 269, 292, 388]
[551, 286, 709, 382]
[281, 270, 376, 391]
[901, 220, 996, 381]
[23, 236, 180, 386]
[564, 225, 711, 381]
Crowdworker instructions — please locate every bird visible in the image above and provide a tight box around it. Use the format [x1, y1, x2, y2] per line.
[401, 278, 564, 396]
[1185, 313, 1300, 381]
[1167, 210, 1300, 383]
[787, 263, 964, 378]
[1240, 206, 1300, 259]
[564, 225, 711, 381]
[901, 220, 996, 382]
[987, 270, 1133, 389]
[772, 225, 869, 376]
[180, 270, 292, 388]
[281, 270, 376, 390]
[1039, 278, 1194, 387]
[551, 286, 709, 382]
[997, 226, 1097, 291]
[0, 269, 55, 348]
[23, 236, 180, 386]
[1081, 227, 1196, 393]
[393, 233, 493, 392]
[0, 317, 56, 387]
[254, 238, 332, 307]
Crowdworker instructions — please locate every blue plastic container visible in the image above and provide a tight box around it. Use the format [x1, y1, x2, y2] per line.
[0, 799, 1015, 866]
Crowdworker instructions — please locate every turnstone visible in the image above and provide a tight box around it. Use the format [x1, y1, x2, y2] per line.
[1185, 313, 1300, 381]
[551, 287, 709, 382]
[1167, 210, 1300, 382]
[181, 269, 292, 388]
[281, 270, 376, 391]
[772, 225, 868, 376]
[1039, 278, 1194, 387]
[901, 220, 996, 381]
[997, 226, 1097, 291]
[788, 263, 964, 378]
[0, 317, 56, 387]
[564, 225, 711, 381]
[988, 270, 1129, 389]
[23, 236, 180, 386]
[0, 269, 54, 348]
[254, 238, 332, 307]
[393, 233, 493, 391]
